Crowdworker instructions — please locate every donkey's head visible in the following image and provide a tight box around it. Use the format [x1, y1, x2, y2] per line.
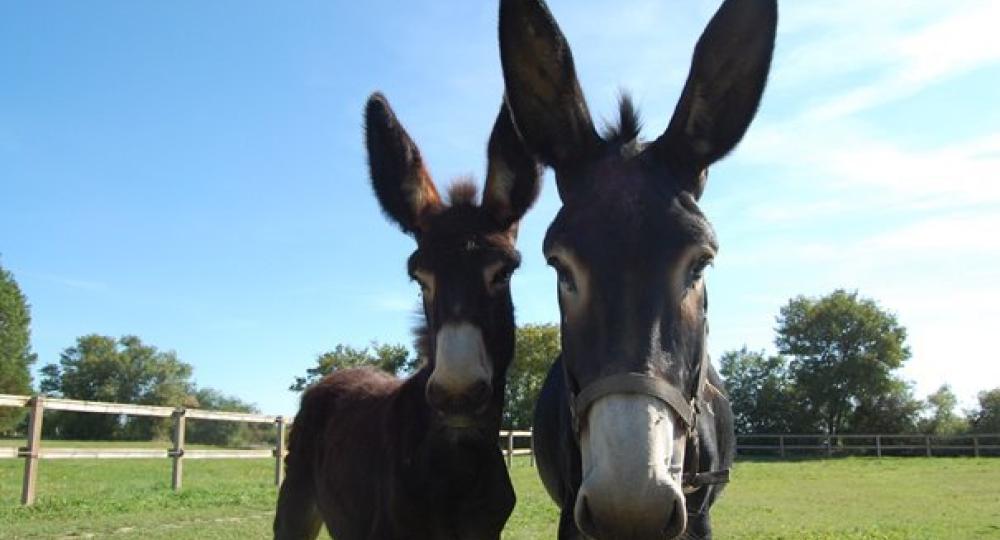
[500, 0, 776, 537]
[365, 93, 541, 429]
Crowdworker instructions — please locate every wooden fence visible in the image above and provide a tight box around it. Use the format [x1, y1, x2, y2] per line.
[0, 394, 287, 506]
[0, 393, 535, 507]
[497, 432, 1000, 461]
[736, 433, 1000, 458]
[500, 429, 534, 468]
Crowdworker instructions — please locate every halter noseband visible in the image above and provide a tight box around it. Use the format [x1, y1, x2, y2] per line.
[564, 318, 730, 492]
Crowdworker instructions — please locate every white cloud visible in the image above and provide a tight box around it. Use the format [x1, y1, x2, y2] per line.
[803, 1, 1000, 121]
[739, 118, 1000, 217]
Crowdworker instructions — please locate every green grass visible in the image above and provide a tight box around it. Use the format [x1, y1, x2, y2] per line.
[2, 455, 999, 539]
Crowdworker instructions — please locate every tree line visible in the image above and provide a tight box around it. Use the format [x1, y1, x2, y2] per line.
[1, 260, 265, 445]
[3, 259, 999, 439]
[720, 290, 1000, 435]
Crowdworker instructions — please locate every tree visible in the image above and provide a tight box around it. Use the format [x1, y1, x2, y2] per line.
[968, 388, 1000, 434]
[776, 289, 911, 434]
[0, 261, 37, 434]
[848, 378, 924, 433]
[503, 324, 560, 429]
[290, 342, 417, 392]
[920, 384, 967, 435]
[40, 335, 194, 440]
[718, 347, 797, 433]
[186, 387, 267, 447]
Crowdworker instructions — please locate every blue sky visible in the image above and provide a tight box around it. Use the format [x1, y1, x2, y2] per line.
[2, 0, 998, 417]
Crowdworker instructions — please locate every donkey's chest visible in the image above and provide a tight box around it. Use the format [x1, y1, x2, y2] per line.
[383, 441, 514, 539]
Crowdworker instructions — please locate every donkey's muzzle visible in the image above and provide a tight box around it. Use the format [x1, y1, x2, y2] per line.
[426, 379, 491, 416]
[427, 322, 494, 418]
[575, 394, 688, 539]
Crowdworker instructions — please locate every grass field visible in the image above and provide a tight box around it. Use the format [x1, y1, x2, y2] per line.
[2, 452, 999, 539]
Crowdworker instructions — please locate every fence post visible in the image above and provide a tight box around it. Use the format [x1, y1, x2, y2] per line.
[171, 408, 186, 491]
[876, 435, 882, 458]
[529, 428, 535, 467]
[20, 396, 44, 506]
[826, 435, 833, 457]
[275, 416, 286, 487]
[973, 436, 980, 458]
[506, 430, 514, 468]
[925, 435, 932, 457]
[779, 435, 785, 458]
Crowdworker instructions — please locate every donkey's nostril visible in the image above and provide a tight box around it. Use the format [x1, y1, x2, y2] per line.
[426, 382, 447, 411]
[468, 380, 491, 408]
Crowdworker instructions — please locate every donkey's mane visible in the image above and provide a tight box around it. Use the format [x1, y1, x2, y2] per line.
[601, 93, 642, 145]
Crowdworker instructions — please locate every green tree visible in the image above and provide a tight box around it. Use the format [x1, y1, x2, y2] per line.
[40, 335, 194, 440]
[919, 384, 967, 434]
[848, 378, 924, 433]
[186, 387, 265, 447]
[503, 324, 560, 429]
[289, 342, 417, 392]
[776, 289, 911, 435]
[968, 387, 1000, 434]
[718, 347, 797, 433]
[0, 261, 37, 434]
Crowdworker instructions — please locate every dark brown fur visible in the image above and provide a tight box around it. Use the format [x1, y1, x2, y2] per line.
[273, 94, 540, 540]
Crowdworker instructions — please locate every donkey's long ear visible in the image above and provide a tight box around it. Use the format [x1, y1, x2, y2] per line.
[651, 0, 777, 198]
[365, 93, 443, 235]
[498, 0, 601, 176]
[483, 102, 543, 233]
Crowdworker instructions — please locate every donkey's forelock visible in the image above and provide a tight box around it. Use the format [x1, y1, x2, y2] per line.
[600, 94, 642, 147]
[445, 179, 480, 207]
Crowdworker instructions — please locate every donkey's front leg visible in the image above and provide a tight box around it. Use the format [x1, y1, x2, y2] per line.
[273, 453, 323, 540]
[557, 506, 587, 540]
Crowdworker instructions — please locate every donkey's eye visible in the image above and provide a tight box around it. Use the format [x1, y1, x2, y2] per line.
[485, 261, 518, 293]
[490, 266, 514, 288]
[548, 257, 578, 294]
[411, 269, 435, 297]
[690, 254, 714, 284]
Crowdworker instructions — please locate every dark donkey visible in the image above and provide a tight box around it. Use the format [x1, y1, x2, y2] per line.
[498, 0, 776, 538]
[273, 93, 541, 539]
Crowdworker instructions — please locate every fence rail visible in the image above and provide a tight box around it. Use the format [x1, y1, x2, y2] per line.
[499, 429, 534, 467]
[0, 393, 286, 506]
[735, 433, 1000, 458]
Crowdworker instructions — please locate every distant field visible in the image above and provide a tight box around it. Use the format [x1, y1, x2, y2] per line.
[2, 452, 999, 539]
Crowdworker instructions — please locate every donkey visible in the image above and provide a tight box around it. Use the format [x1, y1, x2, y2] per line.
[273, 92, 541, 540]
[498, 0, 777, 538]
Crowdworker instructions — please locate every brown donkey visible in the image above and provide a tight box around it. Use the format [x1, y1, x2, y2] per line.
[499, 0, 777, 538]
[273, 94, 540, 539]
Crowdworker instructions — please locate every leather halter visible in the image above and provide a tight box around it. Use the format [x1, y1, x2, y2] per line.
[564, 315, 730, 492]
